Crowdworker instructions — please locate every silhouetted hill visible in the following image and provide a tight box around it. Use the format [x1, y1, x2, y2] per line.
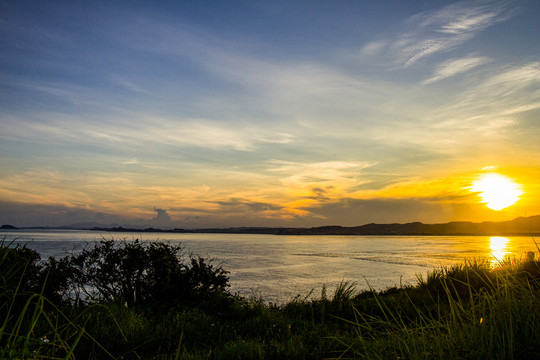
[0, 224, 18, 229]
[87, 215, 540, 236]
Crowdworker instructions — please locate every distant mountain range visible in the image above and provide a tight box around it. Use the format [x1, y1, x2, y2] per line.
[267, 215, 540, 236]
[4, 215, 537, 236]
[3, 215, 540, 236]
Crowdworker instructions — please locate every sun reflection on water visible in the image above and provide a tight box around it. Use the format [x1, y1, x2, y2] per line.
[489, 236, 510, 265]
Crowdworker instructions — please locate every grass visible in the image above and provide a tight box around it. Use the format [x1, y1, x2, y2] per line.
[340, 262, 540, 359]
[0, 239, 113, 359]
[2, 238, 540, 359]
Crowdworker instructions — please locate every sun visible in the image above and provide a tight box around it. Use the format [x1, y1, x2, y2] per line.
[471, 173, 523, 210]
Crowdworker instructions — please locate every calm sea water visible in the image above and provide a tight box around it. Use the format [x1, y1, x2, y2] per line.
[1, 229, 537, 303]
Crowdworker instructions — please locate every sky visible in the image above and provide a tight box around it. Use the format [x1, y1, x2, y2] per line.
[1, 0, 539, 229]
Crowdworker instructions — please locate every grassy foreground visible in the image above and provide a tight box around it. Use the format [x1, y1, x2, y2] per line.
[1, 238, 540, 359]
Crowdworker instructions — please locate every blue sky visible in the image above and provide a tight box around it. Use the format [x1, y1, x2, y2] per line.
[1, 0, 539, 228]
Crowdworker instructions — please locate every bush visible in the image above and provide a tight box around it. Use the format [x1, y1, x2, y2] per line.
[48, 239, 230, 310]
[0, 240, 99, 359]
[0, 241, 42, 295]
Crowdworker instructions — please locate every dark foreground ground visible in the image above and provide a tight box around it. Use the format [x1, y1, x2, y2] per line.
[2, 238, 540, 359]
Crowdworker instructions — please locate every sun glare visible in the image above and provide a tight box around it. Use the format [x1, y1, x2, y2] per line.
[489, 236, 509, 265]
[471, 173, 523, 210]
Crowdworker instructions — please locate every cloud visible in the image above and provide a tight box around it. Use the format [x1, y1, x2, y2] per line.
[308, 186, 334, 201]
[0, 201, 176, 228]
[421, 3, 508, 35]
[393, 1, 514, 66]
[266, 160, 374, 192]
[122, 157, 138, 165]
[151, 207, 172, 224]
[2, 1, 537, 229]
[479, 62, 540, 93]
[0, 111, 296, 153]
[0, 201, 130, 228]
[429, 62, 540, 132]
[169, 199, 291, 227]
[296, 195, 515, 226]
[150, 121, 294, 151]
[214, 198, 283, 213]
[423, 55, 491, 84]
[359, 41, 387, 56]
[299, 197, 448, 224]
[108, 75, 155, 96]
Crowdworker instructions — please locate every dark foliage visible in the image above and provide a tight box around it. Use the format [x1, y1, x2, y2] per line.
[0, 242, 42, 295]
[1, 239, 230, 312]
[0, 241, 65, 315]
[46, 239, 231, 310]
[4, 237, 540, 359]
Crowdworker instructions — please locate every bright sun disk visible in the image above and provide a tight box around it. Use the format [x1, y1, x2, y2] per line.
[471, 173, 523, 210]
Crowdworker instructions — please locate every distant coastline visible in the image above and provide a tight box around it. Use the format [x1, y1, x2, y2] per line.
[3, 215, 540, 236]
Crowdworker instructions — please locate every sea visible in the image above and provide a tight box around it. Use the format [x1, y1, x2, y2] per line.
[1, 229, 537, 303]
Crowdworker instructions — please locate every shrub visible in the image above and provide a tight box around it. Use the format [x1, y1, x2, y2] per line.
[0, 241, 42, 296]
[0, 240, 104, 359]
[49, 239, 231, 310]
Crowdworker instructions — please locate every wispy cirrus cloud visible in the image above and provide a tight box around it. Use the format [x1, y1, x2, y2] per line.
[108, 75, 155, 96]
[401, 1, 513, 66]
[412, 1, 507, 33]
[0, 111, 295, 152]
[431, 62, 540, 125]
[423, 55, 491, 84]
[131, 119, 295, 151]
[361, 1, 516, 67]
